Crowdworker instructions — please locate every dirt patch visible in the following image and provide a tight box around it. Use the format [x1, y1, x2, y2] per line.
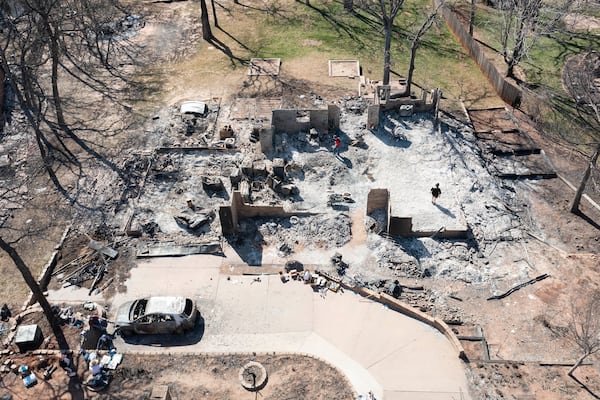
[563, 51, 600, 106]
[0, 352, 353, 400]
[564, 13, 600, 31]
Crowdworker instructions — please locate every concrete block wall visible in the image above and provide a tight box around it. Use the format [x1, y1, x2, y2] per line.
[219, 191, 290, 233]
[366, 189, 389, 215]
[272, 110, 308, 134]
[271, 108, 338, 135]
[367, 105, 380, 129]
[388, 216, 412, 237]
[328, 105, 340, 131]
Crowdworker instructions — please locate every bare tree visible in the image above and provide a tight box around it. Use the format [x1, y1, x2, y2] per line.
[400, 3, 442, 97]
[0, 0, 133, 168]
[0, 0, 134, 351]
[356, 0, 405, 85]
[469, 0, 476, 35]
[496, 0, 575, 79]
[0, 180, 69, 350]
[0, 236, 69, 350]
[564, 52, 600, 213]
[565, 291, 600, 384]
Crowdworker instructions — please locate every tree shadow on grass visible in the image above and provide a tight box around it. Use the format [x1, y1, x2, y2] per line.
[207, 36, 249, 68]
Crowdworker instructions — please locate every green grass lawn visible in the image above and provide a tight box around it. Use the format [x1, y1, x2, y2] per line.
[463, 0, 600, 145]
[212, 0, 499, 109]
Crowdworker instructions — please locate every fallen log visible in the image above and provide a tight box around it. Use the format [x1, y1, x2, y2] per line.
[88, 265, 106, 296]
[487, 273, 550, 300]
[60, 261, 95, 282]
[94, 277, 114, 295]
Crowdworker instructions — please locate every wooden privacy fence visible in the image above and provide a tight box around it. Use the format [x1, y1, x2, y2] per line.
[435, 0, 522, 107]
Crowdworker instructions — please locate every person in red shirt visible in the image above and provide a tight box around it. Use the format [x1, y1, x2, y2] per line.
[333, 135, 341, 155]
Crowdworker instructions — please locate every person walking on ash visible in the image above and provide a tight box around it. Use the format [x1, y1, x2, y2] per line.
[431, 183, 441, 204]
[333, 135, 341, 156]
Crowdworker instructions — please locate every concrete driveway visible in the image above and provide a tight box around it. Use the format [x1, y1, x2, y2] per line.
[49, 253, 472, 400]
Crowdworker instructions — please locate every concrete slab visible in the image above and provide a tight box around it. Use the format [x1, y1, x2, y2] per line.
[329, 60, 360, 77]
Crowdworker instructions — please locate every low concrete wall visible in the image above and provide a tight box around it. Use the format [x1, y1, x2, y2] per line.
[367, 105, 380, 129]
[219, 191, 315, 233]
[388, 216, 412, 237]
[368, 189, 469, 238]
[366, 189, 389, 215]
[413, 229, 469, 239]
[378, 293, 466, 360]
[232, 191, 287, 218]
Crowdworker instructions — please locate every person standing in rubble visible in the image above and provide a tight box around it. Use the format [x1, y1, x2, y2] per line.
[333, 135, 341, 156]
[431, 183, 441, 204]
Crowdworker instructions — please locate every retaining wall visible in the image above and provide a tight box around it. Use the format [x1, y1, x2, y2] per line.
[332, 281, 467, 361]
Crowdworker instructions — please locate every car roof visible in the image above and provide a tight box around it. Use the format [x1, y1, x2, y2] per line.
[145, 296, 187, 315]
[180, 101, 206, 115]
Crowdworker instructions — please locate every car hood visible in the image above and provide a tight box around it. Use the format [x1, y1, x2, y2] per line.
[115, 300, 134, 325]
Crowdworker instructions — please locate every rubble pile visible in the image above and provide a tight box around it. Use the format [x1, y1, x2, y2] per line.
[52, 240, 121, 295]
[253, 213, 352, 251]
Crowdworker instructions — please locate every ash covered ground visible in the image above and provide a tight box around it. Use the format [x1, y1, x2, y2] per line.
[113, 95, 534, 311]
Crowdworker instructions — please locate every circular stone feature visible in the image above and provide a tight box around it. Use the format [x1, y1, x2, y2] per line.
[239, 361, 267, 391]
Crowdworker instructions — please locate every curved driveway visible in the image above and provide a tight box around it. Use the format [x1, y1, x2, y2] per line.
[86, 254, 472, 400]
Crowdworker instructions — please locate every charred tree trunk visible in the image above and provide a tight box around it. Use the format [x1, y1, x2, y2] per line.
[41, 15, 68, 131]
[404, 41, 418, 97]
[382, 18, 393, 85]
[401, 8, 439, 97]
[570, 145, 600, 213]
[0, 237, 69, 350]
[200, 0, 213, 41]
[469, 0, 476, 35]
[505, 18, 525, 79]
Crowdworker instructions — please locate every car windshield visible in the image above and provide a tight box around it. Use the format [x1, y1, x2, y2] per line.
[131, 299, 148, 320]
